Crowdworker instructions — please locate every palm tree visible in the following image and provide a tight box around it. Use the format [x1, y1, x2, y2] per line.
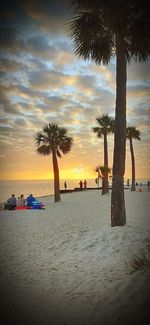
[126, 127, 141, 191]
[67, 0, 150, 226]
[35, 123, 73, 202]
[92, 114, 114, 194]
[100, 166, 111, 195]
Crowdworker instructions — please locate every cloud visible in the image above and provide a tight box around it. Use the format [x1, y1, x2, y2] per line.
[27, 58, 48, 70]
[20, 0, 68, 32]
[0, 0, 150, 180]
[0, 27, 25, 53]
[43, 95, 67, 109]
[14, 118, 28, 127]
[127, 61, 150, 82]
[0, 89, 21, 115]
[17, 85, 44, 99]
[28, 69, 73, 90]
[0, 58, 27, 72]
[127, 84, 150, 98]
[53, 50, 76, 70]
[73, 75, 96, 94]
[26, 36, 57, 59]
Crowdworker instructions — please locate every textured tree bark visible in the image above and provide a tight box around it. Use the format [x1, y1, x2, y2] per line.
[102, 174, 108, 195]
[130, 138, 136, 191]
[52, 151, 61, 202]
[104, 133, 108, 167]
[102, 133, 109, 194]
[111, 35, 126, 226]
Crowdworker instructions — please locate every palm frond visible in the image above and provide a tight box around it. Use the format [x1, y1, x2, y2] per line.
[35, 132, 45, 145]
[126, 127, 141, 140]
[93, 114, 114, 137]
[59, 136, 73, 154]
[36, 145, 51, 156]
[35, 123, 73, 158]
[100, 165, 111, 175]
[67, 0, 150, 63]
[67, 0, 101, 11]
[68, 11, 114, 65]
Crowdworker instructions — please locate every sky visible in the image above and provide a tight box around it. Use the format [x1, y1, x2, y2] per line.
[0, 0, 150, 181]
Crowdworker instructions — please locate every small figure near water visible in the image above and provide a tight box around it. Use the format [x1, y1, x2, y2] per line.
[127, 179, 130, 187]
[64, 181, 67, 189]
[95, 178, 99, 187]
[84, 179, 87, 189]
[79, 180, 83, 190]
[4, 194, 17, 210]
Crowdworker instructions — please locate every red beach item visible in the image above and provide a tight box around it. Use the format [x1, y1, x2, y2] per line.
[15, 206, 31, 210]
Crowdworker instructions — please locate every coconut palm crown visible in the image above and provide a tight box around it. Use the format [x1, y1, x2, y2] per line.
[35, 123, 73, 202]
[67, 0, 150, 226]
[126, 126, 141, 191]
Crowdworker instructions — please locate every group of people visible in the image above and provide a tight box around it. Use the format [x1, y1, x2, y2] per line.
[4, 193, 37, 210]
[79, 180, 87, 190]
[64, 180, 87, 190]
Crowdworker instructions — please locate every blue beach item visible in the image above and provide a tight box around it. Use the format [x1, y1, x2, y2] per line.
[31, 200, 42, 209]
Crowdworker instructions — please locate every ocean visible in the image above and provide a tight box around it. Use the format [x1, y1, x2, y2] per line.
[0, 179, 97, 203]
[0, 178, 148, 203]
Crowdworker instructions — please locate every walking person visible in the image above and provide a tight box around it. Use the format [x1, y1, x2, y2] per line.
[127, 179, 130, 187]
[79, 180, 83, 190]
[64, 181, 67, 189]
[84, 179, 87, 190]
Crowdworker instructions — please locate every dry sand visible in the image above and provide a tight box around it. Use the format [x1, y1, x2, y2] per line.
[0, 188, 150, 324]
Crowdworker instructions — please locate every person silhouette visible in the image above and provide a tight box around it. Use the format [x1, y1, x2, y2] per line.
[64, 181, 67, 189]
[84, 180, 87, 189]
[79, 180, 83, 190]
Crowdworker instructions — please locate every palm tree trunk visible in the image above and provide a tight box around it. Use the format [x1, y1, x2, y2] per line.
[104, 133, 108, 167]
[129, 138, 136, 191]
[102, 174, 108, 195]
[111, 35, 126, 226]
[52, 151, 61, 202]
[103, 133, 109, 194]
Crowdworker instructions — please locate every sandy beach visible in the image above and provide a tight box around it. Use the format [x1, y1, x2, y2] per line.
[0, 188, 150, 325]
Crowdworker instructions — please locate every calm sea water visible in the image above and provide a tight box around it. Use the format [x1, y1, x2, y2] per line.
[0, 179, 98, 203]
[0, 178, 148, 203]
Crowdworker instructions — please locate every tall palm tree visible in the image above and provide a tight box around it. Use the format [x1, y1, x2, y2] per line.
[92, 114, 114, 194]
[35, 123, 73, 202]
[66, 0, 150, 226]
[126, 127, 141, 191]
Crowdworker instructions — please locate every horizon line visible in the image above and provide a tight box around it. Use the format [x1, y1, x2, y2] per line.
[0, 177, 149, 181]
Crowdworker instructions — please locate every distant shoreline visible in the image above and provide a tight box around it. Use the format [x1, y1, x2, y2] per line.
[0, 184, 148, 207]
